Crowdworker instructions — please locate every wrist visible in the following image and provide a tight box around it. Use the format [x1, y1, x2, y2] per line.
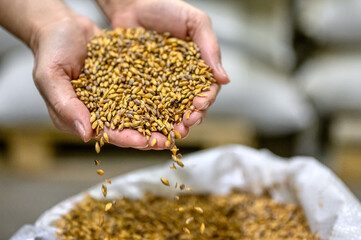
[0, 0, 74, 50]
[29, 12, 76, 53]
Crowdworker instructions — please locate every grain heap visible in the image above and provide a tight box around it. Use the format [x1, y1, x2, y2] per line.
[55, 190, 321, 240]
[72, 27, 215, 168]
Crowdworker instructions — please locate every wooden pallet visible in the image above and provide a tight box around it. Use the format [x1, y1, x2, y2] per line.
[0, 125, 82, 173]
[329, 113, 361, 182]
[0, 117, 256, 173]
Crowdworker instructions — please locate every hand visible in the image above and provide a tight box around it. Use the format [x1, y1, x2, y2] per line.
[32, 15, 101, 143]
[96, 0, 230, 150]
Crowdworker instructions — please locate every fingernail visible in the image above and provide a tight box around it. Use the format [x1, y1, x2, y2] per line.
[195, 119, 201, 126]
[200, 102, 209, 110]
[217, 63, 230, 84]
[74, 120, 86, 142]
[135, 143, 149, 149]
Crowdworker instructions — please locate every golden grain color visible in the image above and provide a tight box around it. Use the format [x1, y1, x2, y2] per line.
[72, 28, 215, 158]
[200, 223, 205, 234]
[104, 202, 112, 211]
[160, 177, 170, 186]
[55, 191, 321, 240]
[101, 184, 107, 198]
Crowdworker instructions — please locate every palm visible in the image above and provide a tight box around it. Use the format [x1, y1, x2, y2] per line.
[101, 0, 226, 149]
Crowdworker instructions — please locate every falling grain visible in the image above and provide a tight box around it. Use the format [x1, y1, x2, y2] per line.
[200, 223, 205, 234]
[101, 184, 107, 197]
[104, 202, 112, 211]
[160, 177, 170, 186]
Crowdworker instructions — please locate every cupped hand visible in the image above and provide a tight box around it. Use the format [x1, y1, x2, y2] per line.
[96, 0, 230, 150]
[32, 15, 101, 143]
[31, 13, 175, 150]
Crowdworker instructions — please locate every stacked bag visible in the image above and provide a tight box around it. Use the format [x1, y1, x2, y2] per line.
[296, 0, 361, 115]
[188, 0, 316, 136]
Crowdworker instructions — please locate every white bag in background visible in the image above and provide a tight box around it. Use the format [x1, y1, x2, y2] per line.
[0, 45, 50, 126]
[296, 50, 361, 115]
[187, 0, 294, 71]
[212, 45, 315, 136]
[0, 27, 22, 56]
[11, 145, 361, 240]
[296, 0, 361, 44]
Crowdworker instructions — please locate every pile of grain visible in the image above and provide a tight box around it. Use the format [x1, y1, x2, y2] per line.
[72, 27, 215, 159]
[55, 191, 320, 240]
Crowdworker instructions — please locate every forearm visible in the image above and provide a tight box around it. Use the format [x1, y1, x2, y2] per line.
[0, 0, 72, 49]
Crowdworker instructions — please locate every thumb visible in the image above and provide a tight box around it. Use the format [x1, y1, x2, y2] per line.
[56, 97, 93, 142]
[35, 70, 93, 142]
[187, 10, 229, 84]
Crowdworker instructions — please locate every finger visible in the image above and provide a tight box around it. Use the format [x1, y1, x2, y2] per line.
[174, 121, 189, 138]
[146, 122, 189, 150]
[34, 68, 94, 142]
[182, 110, 202, 127]
[53, 96, 93, 142]
[142, 123, 189, 150]
[45, 103, 68, 131]
[181, 83, 219, 127]
[133, 1, 229, 84]
[192, 83, 220, 111]
[187, 9, 230, 84]
[105, 128, 149, 149]
[183, 108, 210, 127]
[146, 132, 168, 150]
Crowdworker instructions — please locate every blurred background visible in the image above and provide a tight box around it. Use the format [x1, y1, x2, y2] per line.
[1, 0, 361, 239]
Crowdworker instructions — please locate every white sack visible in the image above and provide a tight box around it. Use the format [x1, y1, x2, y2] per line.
[11, 145, 361, 240]
[0, 27, 22, 56]
[63, 0, 108, 29]
[297, 0, 361, 44]
[296, 50, 361, 115]
[186, 0, 294, 71]
[212, 44, 315, 136]
[0, 45, 51, 126]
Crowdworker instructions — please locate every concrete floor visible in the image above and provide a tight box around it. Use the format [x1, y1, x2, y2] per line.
[1, 148, 360, 240]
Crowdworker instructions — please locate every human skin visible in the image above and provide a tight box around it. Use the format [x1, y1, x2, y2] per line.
[0, 0, 229, 149]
